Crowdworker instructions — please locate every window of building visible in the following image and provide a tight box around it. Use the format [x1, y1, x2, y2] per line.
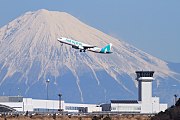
[65, 106, 78, 110]
[111, 106, 141, 111]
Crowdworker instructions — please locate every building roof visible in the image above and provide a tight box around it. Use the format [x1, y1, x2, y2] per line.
[0, 96, 23, 102]
[111, 100, 138, 104]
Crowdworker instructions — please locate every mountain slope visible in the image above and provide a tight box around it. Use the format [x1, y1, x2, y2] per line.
[0, 9, 179, 104]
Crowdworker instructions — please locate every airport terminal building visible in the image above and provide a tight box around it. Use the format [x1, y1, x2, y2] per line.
[0, 71, 167, 113]
[0, 96, 101, 113]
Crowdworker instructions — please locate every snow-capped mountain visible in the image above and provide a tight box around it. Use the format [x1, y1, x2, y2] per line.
[0, 9, 179, 105]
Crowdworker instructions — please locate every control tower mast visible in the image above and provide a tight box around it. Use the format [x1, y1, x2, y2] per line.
[136, 71, 154, 113]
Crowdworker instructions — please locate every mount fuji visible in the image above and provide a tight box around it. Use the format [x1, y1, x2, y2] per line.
[0, 9, 179, 105]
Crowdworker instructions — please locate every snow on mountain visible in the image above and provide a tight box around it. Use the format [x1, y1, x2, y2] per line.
[0, 9, 179, 104]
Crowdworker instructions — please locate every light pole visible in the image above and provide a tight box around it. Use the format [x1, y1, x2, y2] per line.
[174, 94, 178, 105]
[18, 88, 20, 96]
[58, 93, 62, 113]
[17, 87, 21, 102]
[46, 79, 50, 100]
[46, 79, 50, 112]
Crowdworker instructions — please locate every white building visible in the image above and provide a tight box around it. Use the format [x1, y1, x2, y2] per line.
[0, 71, 167, 114]
[136, 71, 167, 113]
[110, 100, 141, 113]
[0, 96, 101, 113]
[102, 71, 167, 113]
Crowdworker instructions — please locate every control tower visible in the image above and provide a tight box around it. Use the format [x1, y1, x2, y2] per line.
[136, 71, 154, 113]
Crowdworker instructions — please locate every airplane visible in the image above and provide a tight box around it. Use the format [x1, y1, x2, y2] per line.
[57, 37, 112, 54]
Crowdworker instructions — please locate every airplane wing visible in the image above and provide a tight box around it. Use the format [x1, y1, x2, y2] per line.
[82, 44, 96, 49]
[83, 46, 96, 49]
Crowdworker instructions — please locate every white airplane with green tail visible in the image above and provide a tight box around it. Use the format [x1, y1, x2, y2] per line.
[57, 37, 112, 54]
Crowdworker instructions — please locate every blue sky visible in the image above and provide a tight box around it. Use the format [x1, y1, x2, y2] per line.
[0, 0, 180, 62]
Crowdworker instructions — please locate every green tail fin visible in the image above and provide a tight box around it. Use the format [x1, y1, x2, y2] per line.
[100, 43, 112, 53]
